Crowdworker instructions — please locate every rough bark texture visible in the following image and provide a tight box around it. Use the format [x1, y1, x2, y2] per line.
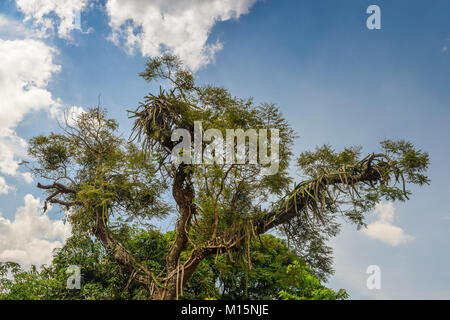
[38, 155, 385, 300]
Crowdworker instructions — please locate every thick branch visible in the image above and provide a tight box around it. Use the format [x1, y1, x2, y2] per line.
[37, 182, 76, 194]
[91, 207, 157, 292]
[166, 164, 195, 273]
[37, 182, 77, 212]
[256, 165, 382, 234]
[173, 160, 386, 292]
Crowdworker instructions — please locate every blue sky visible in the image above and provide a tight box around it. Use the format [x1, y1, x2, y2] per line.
[0, 0, 449, 299]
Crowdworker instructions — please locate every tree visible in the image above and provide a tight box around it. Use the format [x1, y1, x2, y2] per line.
[28, 54, 429, 300]
[191, 234, 345, 300]
[278, 260, 348, 300]
[0, 227, 169, 300]
[0, 232, 345, 300]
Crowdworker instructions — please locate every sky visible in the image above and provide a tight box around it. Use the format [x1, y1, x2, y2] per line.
[0, 0, 449, 299]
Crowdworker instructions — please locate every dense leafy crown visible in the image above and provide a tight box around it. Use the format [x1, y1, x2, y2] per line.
[7, 54, 429, 300]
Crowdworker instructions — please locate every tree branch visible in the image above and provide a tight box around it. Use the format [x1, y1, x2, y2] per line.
[173, 157, 387, 291]
[166, 164, 195, 273]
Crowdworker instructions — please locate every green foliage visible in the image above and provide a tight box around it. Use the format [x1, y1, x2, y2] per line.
[297, 145, 363, 178]
[28, 108, 170, 231]
[132, 56, 298, 254]
[0, 262, 62, 300]
[181, 234, 346, 300]
[380, 139, 430, 186]
[0, 227, 167, 300]
[289, 140, 430, 230]
[0, 231, 344, 300]
[139, 54, 195, 92]
[278, 261, 348, 300]
[19, 54, 429, 300]
[205, 235, 299, 300]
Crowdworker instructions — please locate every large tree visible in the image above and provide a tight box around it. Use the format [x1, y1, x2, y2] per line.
[28, 55, 429, 300]
[0, 231, 346, 300]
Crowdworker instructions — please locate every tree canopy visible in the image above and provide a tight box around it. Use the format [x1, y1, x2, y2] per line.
[9, 54, 429, 300]
[0, 231, 346, 300]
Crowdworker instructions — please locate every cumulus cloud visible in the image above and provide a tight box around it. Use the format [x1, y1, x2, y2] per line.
[0, 38, 62, 182]
[0, 177, 15, 195]
[0, 14, 31, 39]
[0, 23, 85, 183]
[0, 14, 79, 268]
[106, 0, 257, 70]
[61, 106, 86, 126]
[0, 194, 72, 267]
[14, 0, 89, 39]
[362, 202, 414, 246]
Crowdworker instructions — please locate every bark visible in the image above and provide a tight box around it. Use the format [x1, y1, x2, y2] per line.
[37, 156, 385, 300]
[155, 161, 385, 299]
[166, 164, 194, 271]
[160, 164, 196, 299]
[92, 207, 157, 292]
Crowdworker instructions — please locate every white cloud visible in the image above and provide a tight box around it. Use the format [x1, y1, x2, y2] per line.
[61, 106, 86, 126]
[14, 0, 89, 39]
[0, 194, 72, 267]
[0, 16, 77, 268]
[106, 0, 257, 71]
[0, 38, 62, 182]
[362, 202, 414, 246]
[0, 177, 15, 195]
[0, 14, 31, 39]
